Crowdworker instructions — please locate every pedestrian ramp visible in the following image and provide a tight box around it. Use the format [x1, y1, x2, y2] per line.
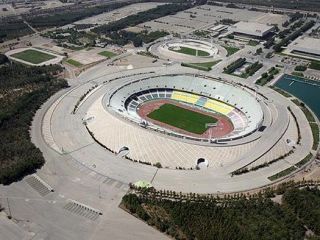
[25, 174, 54, 197]
[63, 200, 102, 221]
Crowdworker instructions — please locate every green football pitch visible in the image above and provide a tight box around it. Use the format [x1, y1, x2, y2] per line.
[169, 46, 210, 57]
[11, 49, 56, 64]
[147, 103, 218, 134]
[98, 50, 117, 58]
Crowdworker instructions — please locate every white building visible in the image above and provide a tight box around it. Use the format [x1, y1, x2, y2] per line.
[229, 21, 275, 38]
[286, 37, 320, 60]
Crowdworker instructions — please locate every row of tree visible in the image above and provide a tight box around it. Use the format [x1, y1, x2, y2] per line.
[0, 19, 33, 41]
[245, 61, 263, 76]
[223, 58, 246, 74]
[99, 30, 169, 47]
[274, 21, 315, 52]
[0, 62, 68, 184]
[122, 186, 320, 240]
[26, 2, 130, 29]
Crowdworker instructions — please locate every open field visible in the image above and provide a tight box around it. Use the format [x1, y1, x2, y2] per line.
[99, 50, 117, 58]
[66, 59, 83, 67]
[147, 103, 217, 134]
[11, 49, 56, 64]
[169, 46, 210, 57]
[223, 45, 240, 57]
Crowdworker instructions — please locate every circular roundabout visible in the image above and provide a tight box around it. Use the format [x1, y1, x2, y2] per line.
[44, 65, 314, 193]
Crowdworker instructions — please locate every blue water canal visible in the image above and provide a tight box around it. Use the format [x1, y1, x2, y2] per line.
[275, 74, 320, 119]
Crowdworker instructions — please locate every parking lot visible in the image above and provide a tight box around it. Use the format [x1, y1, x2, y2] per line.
[133, 5, 288, 35]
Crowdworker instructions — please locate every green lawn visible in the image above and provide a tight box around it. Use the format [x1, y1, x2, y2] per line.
[268, 166, 297, 181]
[169, 46, 210, 57]
[181, 60, 221, 71]
[189, 60, 221, 68]
[223, 45, 240, 56]
[296, 153, 313, 168]
[99, 50, 117, 58]
[309, 61, 320, 70]
[66, 59, 83, 67]
[248, 40, 259, 46]
[11, 49, 56, 64]
[310, 122, 319, 150]
[147, 103, 217, 134]
[291, 71, 304, 77]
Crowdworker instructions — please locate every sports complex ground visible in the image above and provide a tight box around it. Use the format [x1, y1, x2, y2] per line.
[169, 46, 210, 57]
[148, 103, 217, 134]
[138, 99, 233, 137]
[11, 49, 56, 64]
[6, 47, 64, 66]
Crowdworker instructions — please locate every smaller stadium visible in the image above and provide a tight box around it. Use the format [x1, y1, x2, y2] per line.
[150, 38, 227, 62]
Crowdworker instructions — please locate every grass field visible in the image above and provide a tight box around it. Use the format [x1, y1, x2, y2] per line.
[181, 60, 221, 71]
[268, 166, 297, 181]
[169, 46, 210, 57]
[248, 40, 259, 46]
[223, 45, 240, 57]
[66, 59, 83, 67]
[11, 49, 56, 64]
[309, 60, 320, 70]
[99, 50, 117, 58]
[223, 46, 240, 57]
[147, 103, 217, 134]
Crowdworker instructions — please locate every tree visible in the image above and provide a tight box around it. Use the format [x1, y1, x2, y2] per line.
[0, 54, 9, 65]
[132, 37, 143, 47]
[256, 47, 263, 55]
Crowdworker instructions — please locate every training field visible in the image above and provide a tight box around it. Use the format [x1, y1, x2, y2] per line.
[147, 103, 218, 134]
[11, 49, 56, 64]
[99, 50, 117, 58]
[169, 46, 210, 57]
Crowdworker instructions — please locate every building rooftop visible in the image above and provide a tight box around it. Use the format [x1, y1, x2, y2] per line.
[290, 37, 320, 52]
[230, 21, 274, 37]
[286, 36, 320, 59]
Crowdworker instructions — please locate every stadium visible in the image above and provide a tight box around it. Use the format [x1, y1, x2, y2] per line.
[106, 74, 263, 142]
[43, 64, 314, 193]
[150, 38, 226, 62]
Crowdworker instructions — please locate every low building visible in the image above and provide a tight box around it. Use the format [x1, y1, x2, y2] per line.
[210, 24, 228, 33]
[229, 21, 275, 39]
[286, 37, 320, 60]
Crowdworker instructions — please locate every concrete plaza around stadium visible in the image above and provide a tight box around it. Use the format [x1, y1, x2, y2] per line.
[41, 62, 314, 193]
